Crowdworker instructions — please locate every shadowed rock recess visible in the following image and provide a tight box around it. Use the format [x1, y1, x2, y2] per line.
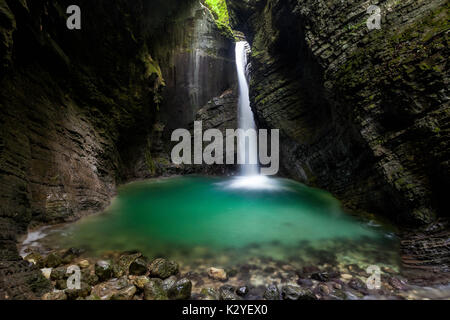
[0, 0, 448, 298]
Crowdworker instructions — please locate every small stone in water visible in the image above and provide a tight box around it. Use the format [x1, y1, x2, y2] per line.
[341, 273, 353, 281]
[208, 267, 227, 281]
[167, 278, 192, 300]
[133, 276, 150, 290]
[95, 260, 113, 281]
[318, 284, 330, 295]
[282, 285, 316, 300]
[78, 260, 90, 269]
[236, 286, 249, 297]
[219, 285, 240, 300]
[200, 288, 220, 300]
[311, 272, 329, 282]
[263, 284, 280, 300]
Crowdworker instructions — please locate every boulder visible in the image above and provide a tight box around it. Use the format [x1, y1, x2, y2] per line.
[113, 252, 142, 277]
[65, 282, 92, 300]
[143, 279, 168, 300]
[167, 278, 192, 300]
[95, 260, 113, 281]
[219, 285, 240, 300]
[133, 276, 150, 290]
[149, 258, 179, 279]
[44, 253, 62, 268]
[42, 290, 67, 300]
[129, 258, 148, 276]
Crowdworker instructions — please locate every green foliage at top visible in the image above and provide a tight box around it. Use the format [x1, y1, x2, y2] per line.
[203, 0, 233, 39]
[204, 0, 230, 25]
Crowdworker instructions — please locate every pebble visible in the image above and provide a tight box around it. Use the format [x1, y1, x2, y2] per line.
[78, 260, 90, 269]
[208, 267, 227, 281]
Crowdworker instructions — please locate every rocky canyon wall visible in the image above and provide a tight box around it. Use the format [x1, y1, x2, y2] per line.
[227, 0, 449, 226]
[0, 0, 236, 298]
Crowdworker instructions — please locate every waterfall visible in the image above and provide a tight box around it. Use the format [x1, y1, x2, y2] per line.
[235, 41, 259, 176]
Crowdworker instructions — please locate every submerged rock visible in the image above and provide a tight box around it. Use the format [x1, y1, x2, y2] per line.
[25, 252, 43, 267]
[78, 260, 90, 269]
[219, 285, 240, 300]
[149, 258, 179, 279]
[65, 282, 92, 300]
[208, 267, 227, 281]
[111, 285, 137, 300]
[61, 248, 83, 264]
[167, 278, 192, 300]
[200, 288, 220, 300]
[95, 260, 113, 281]
[311, 272, 330, 282]
[114, 252, 142, 277]
[133, 276, 150, 290]
[282, 285, 316, 300]
[236, 286, 249, 297]
[42, 290, 67, 300]
[162, 276, 177, 291]
[263, 284, 280, 300]
[92, 277, 133, 300]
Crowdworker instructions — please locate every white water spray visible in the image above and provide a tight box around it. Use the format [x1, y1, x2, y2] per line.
[235, 41, 259, 176]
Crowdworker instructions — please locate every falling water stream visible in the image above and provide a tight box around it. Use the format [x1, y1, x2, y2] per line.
[236, 41, 259, 176]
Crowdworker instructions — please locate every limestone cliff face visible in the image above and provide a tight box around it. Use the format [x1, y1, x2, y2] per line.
[0, 0, 235, 298]
[227, 0, 449, 226]
[122, 1, 237, 179]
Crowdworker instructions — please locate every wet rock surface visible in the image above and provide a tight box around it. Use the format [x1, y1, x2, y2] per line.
[7, 242, 449, 301]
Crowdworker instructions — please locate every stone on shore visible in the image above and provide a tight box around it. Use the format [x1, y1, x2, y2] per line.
[149, 258, 179, 279]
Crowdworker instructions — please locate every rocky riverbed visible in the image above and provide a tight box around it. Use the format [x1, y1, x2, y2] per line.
[20, 240, 450, 300]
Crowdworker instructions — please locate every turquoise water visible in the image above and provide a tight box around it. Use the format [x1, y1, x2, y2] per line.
[52, 176, 398, 268]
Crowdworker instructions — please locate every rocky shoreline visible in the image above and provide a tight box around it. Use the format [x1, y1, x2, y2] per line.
[20, 245, 450, 301]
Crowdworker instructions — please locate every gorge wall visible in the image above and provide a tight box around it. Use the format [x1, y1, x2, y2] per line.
[227, 0, 449, 226]
[0, 0, 236, 299]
